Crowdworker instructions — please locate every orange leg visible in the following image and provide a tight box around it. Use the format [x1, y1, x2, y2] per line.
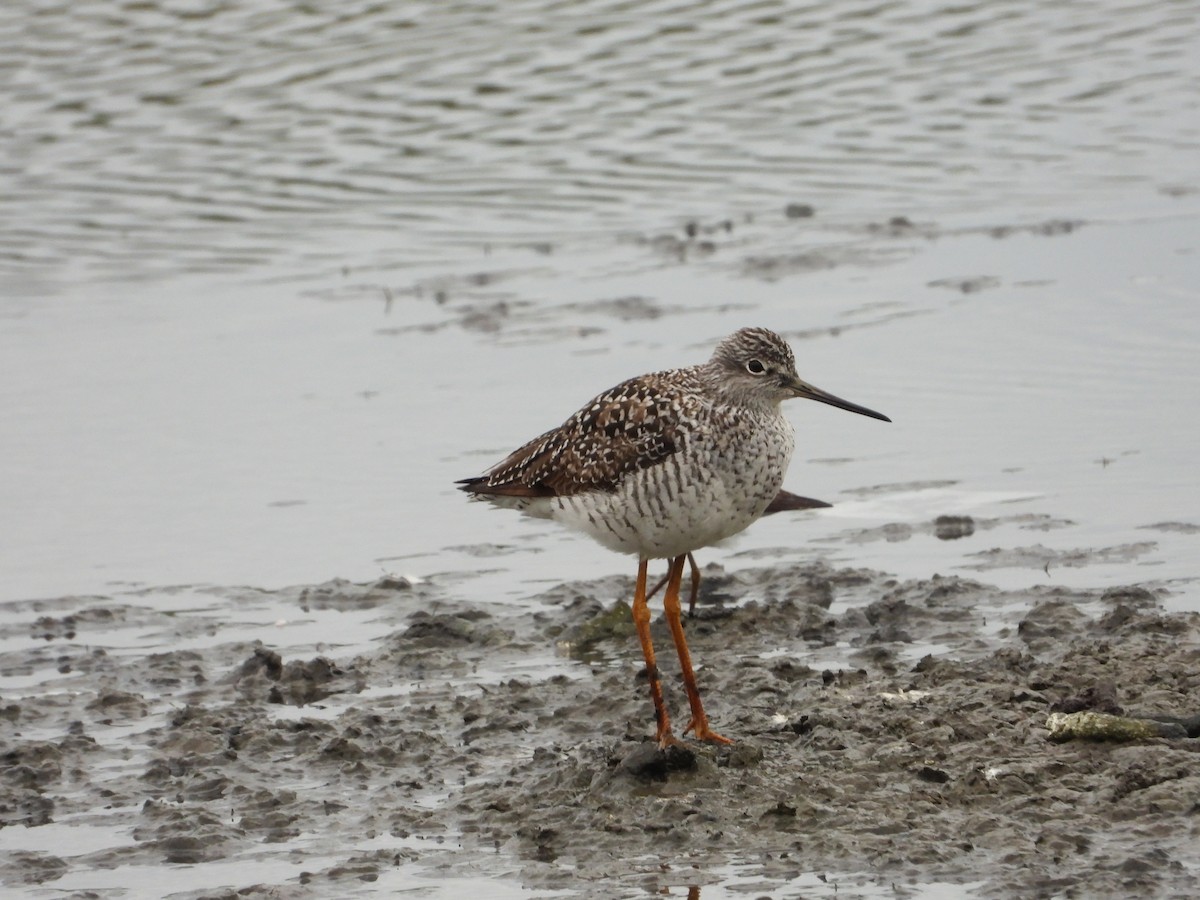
[630, 558, 675, 746]
[684, 552, 701, 616]
[646, 552, 703, 617]
[662, 554, 732, 744]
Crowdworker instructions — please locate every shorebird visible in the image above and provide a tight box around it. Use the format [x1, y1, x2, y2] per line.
[457, 328, 889, 745]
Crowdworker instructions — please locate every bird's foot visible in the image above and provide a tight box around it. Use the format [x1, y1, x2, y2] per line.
[684, 718, 733, 745]
[656, 729, 685, 750]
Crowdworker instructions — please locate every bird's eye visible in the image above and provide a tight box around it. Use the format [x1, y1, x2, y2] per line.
[746, 359, 766, 375]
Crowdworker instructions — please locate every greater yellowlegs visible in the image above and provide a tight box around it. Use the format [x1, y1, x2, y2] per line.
[458, 327, 890, 745]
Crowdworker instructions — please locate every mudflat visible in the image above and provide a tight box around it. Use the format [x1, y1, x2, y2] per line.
[4, 562, 1198, 897]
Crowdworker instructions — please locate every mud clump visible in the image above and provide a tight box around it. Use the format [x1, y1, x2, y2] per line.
[230, 646, 363, 706]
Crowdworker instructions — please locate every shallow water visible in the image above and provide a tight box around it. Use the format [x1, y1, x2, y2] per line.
[4, 0, 1198, 286]
[4, 213, 1197, 609]
[2, 0, 1200, 896]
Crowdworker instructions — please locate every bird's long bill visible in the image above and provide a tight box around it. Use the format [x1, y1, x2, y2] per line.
[790, 378, 891, 422]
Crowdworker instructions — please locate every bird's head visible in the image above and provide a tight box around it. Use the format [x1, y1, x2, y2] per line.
[709, 327, 891, 422]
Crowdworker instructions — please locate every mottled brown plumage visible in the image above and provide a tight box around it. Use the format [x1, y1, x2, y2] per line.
[458, 375, 684, 498]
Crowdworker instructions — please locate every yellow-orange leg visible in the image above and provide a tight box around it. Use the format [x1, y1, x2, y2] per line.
[662, 554, 732, 744]
[646, 552, 702, 616]
[683, 552, 701, 616]
[631, 558, 675, 746]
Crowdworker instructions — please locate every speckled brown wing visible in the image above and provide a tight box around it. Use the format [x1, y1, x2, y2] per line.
[457, 371, 696, 498]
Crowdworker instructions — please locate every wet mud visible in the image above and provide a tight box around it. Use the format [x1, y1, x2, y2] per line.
[4, 563, 1199, 897]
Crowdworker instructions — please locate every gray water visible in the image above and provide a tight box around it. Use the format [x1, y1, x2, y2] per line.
[4, 0, 1197, 288]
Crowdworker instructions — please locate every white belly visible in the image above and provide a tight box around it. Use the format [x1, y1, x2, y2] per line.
[518, 413, 796, 559]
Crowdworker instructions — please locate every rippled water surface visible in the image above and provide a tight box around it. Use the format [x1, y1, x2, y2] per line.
[4, 0, 1198, 286]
